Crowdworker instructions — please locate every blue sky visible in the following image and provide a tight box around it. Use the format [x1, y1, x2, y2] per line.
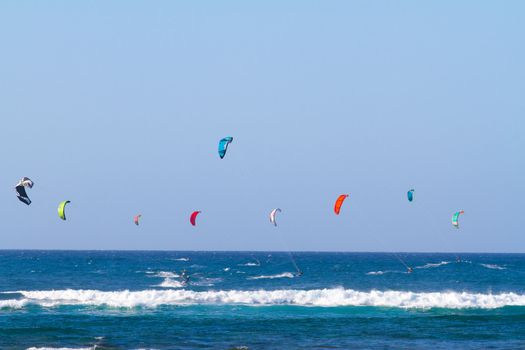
[0, 1, 523, 251]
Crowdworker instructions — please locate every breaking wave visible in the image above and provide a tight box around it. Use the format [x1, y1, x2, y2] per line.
[4, 288, 525, 309]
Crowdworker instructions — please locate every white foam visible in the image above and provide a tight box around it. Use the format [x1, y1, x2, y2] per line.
[480, 263, 506, 270]
[248, 272, 295, 280]
[4, 288, 525, 309]
[366, 270, 404, 275]
[191, 277, 223, 287]
[156, 278, 185, 288]
[415, 261, 451, 269]
[223, 268, 231, 272]
[153, 271, 180, 278]
[239, 262, 259, 267]
[0, 299, 29, 309]
[172, 258, 189, 262]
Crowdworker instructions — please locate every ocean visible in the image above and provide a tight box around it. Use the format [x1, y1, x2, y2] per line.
[1, 251, 525, 349]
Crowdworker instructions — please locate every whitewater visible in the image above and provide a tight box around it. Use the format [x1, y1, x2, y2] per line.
[4, 288, 525, 309]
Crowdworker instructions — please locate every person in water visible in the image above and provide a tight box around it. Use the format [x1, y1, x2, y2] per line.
[295, 270, 303, 277]
[407, 267, 413, 274]
[180, 269, 190, 284]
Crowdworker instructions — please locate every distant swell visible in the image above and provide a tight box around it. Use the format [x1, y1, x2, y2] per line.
[247, 272, 294, 280]
[480, 263, 506, 270]
[415, 261, 451, 269]
[3, 288, 525, 309]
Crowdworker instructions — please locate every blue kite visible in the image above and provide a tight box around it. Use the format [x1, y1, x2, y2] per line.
[218, 137, 233, 159]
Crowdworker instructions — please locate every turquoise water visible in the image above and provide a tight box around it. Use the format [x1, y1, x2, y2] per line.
[1, 251, 525, 349]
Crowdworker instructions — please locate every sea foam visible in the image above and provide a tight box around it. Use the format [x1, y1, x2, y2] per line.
[156, 278, 185, 288]
[153, 271, 180, 278]
[3, 288, 525, 309]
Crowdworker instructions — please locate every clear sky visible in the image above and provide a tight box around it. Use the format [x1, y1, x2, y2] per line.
[0, 1, 523, 252]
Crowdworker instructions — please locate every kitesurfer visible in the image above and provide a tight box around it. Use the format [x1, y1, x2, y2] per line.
[181, 269, 190, 284]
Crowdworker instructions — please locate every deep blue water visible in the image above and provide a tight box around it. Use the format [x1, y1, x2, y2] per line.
[1, 251, 525, 349]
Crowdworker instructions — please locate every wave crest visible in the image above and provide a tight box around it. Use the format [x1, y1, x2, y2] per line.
[3, 288, 525, 309]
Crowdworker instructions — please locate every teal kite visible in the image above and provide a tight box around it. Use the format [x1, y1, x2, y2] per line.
[407, 189, 414, 202]
[452, 210, 464, 229]
[218, 137, 233, 159]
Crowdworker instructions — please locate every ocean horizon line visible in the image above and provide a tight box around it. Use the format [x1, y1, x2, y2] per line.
[0, 249, 524, 255]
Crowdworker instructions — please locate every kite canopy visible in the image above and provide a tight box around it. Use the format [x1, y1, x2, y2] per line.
[190, 211, 201, 226]
[407, 189, 415, 202]
[452, 210, 464, 229]
[269, 208, 282, 226]
[15, 177, 34, 205]
[334, 194, 349, 215]
[134, 214, 142, 226]
[218, 137, 233, 159]
[58, 200, 71, 221]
